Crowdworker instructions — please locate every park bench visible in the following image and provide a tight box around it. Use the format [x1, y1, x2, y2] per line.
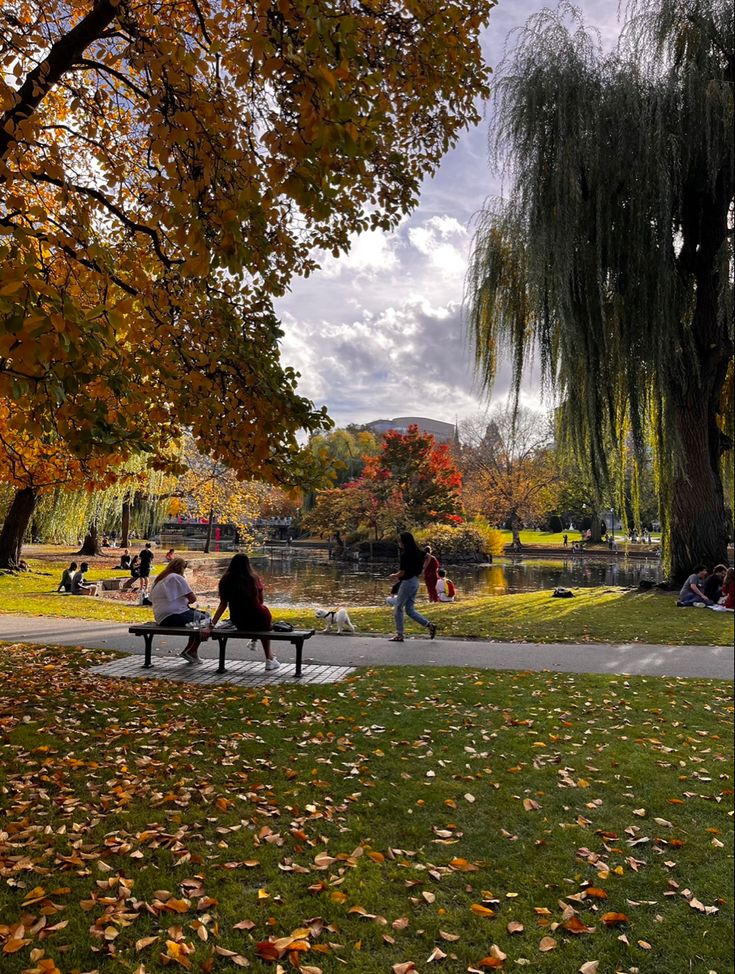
[128, 623, 315, 677]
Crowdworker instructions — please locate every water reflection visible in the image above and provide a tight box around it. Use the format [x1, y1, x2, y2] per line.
[190, 551, 662, 608]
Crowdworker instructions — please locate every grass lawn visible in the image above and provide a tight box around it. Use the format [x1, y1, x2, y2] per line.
[1, 558, 733, 646]
[496, 530, 662, 548]
[0, 643, 732, 973]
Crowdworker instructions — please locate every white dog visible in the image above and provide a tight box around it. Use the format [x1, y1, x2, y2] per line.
[315, 607, 356, 634]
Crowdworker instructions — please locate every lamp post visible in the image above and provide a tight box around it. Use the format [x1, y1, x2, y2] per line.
[609, 507, 615, 542]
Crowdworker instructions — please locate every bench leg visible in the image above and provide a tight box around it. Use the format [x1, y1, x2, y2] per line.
[293, 638, 304, 677]
[142, 633, 154, 668]
[217, 636, 227, 674]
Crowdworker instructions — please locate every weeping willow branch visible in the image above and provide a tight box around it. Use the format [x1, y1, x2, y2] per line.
[466, 0, 734, 581]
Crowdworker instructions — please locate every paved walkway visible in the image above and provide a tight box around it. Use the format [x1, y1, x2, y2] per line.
[0, 614, 732, 680]
[91, 654, 354, 686]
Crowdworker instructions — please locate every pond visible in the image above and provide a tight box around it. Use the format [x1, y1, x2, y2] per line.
[190, 551, 663, 608]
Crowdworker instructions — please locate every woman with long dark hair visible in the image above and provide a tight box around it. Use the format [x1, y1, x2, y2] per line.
[388, 531, 437, 642]
[210, 554, 279, 671]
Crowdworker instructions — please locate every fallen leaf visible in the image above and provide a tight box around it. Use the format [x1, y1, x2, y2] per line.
[601, 913, 629, 927]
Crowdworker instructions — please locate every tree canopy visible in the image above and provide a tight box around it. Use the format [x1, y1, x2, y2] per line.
[466, 0, 733, 581]
[1, 0, 494, 471]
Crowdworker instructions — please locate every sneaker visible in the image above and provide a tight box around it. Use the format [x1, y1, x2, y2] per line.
[388, 635, 404, 642]
[248, 639, 258, 652]
[265, 658, 280, 672]
[428, 623, 437, 640]
[180, 649, 199, 664]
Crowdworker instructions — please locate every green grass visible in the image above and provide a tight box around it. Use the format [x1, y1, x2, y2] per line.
[496, 529, 662, 547]
[2, 559, 733, 645]
[0, 643, 731, 973]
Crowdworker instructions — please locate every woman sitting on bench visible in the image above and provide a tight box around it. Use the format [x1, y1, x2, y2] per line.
[210, 553, 279, 672]
[150, 558, 208, 664]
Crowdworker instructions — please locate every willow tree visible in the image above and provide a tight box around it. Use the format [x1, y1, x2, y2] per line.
[466, 0, 734, 582]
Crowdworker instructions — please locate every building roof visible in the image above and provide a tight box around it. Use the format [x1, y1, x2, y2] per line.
[365, 416, 456, 443]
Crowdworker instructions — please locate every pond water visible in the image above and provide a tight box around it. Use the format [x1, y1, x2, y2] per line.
[191, 551, 663, 608]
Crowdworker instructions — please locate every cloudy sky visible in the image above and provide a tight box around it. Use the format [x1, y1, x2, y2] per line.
[276, 1, 621, 429]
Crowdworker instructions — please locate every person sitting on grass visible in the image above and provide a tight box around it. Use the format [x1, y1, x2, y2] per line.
[58, 561, 77, 592]
[677, 566, 713, 606]
[703, 564, 727, 603]
[436, 568, 456, 602]
[721, 568, 734, 610]
[150, 557, 208, 665]
[118, 548, 132, 570]
[71, 562, 98, 597]
[165, 548, 176, 562]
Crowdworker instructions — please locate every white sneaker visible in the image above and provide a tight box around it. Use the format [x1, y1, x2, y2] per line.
[180, 649, 202, 664]
[265, 658, 280, 672]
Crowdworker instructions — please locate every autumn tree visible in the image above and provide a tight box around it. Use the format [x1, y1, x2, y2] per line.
[362, 425, 463, 529]
[0, 398, 161, 566]
[176, 439, 267, 553]
[1, 0, 494, 471]
[306, 428, 381, 488]
[302, 479, 404, 542]
[466, 0, 733, 581]
[459, 408, 558, 549]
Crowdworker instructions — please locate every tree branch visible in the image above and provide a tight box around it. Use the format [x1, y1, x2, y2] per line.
[0, 0, 121, 162]
[76, 56, 149, 101]
[28, 170, 173, 268]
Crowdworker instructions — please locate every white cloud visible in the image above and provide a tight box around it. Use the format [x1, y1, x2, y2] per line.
[316, 225, 402, 279]
[275, 1, 625, 433]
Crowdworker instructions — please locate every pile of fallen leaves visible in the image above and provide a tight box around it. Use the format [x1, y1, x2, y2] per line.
[0, 643, 732, 973]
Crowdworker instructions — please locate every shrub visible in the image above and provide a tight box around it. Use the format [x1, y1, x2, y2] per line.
[414, 522, 503, 562]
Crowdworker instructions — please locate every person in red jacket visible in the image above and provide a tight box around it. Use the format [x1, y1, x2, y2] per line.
[722, 568, 735, 610]
[423, 545, 441, 602]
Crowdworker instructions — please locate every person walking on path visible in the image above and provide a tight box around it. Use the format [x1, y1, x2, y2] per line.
[150, 557, 208, 664]
[138, 543, 154, 595]
[388, 532, 437, 642]
[423, 545, 441, 602]
[209, 553, 280, 671]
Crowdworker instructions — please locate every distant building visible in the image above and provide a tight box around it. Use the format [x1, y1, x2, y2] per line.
[365, 416, 457, 444]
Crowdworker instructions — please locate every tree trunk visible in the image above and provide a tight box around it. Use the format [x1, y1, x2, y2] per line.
[121, 500, 131, 547]
[78, 521, 102, 556]
[0, 487, 38, 569]
[666, 168, 732, 584]
[590, 514, 603, 544]
[203, 509, 214, 554]
[667, 389, 729, 582]
[510, 515, 522, 550]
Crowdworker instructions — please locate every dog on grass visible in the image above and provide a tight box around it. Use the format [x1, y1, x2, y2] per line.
[315, 607, 356, 634]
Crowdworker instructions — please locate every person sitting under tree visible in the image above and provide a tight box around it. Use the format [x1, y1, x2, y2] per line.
[677, 566, 713, 607]
[72, 563, 98, 597]
[58, 561, 77, 592]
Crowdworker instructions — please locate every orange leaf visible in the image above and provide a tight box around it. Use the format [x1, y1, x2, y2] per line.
[602, 913, 629, 927]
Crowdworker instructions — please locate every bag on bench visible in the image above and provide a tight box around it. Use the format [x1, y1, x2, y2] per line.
[272, 621, 294, 633]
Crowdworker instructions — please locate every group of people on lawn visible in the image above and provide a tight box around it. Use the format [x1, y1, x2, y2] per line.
[678, 564, 734, 610]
